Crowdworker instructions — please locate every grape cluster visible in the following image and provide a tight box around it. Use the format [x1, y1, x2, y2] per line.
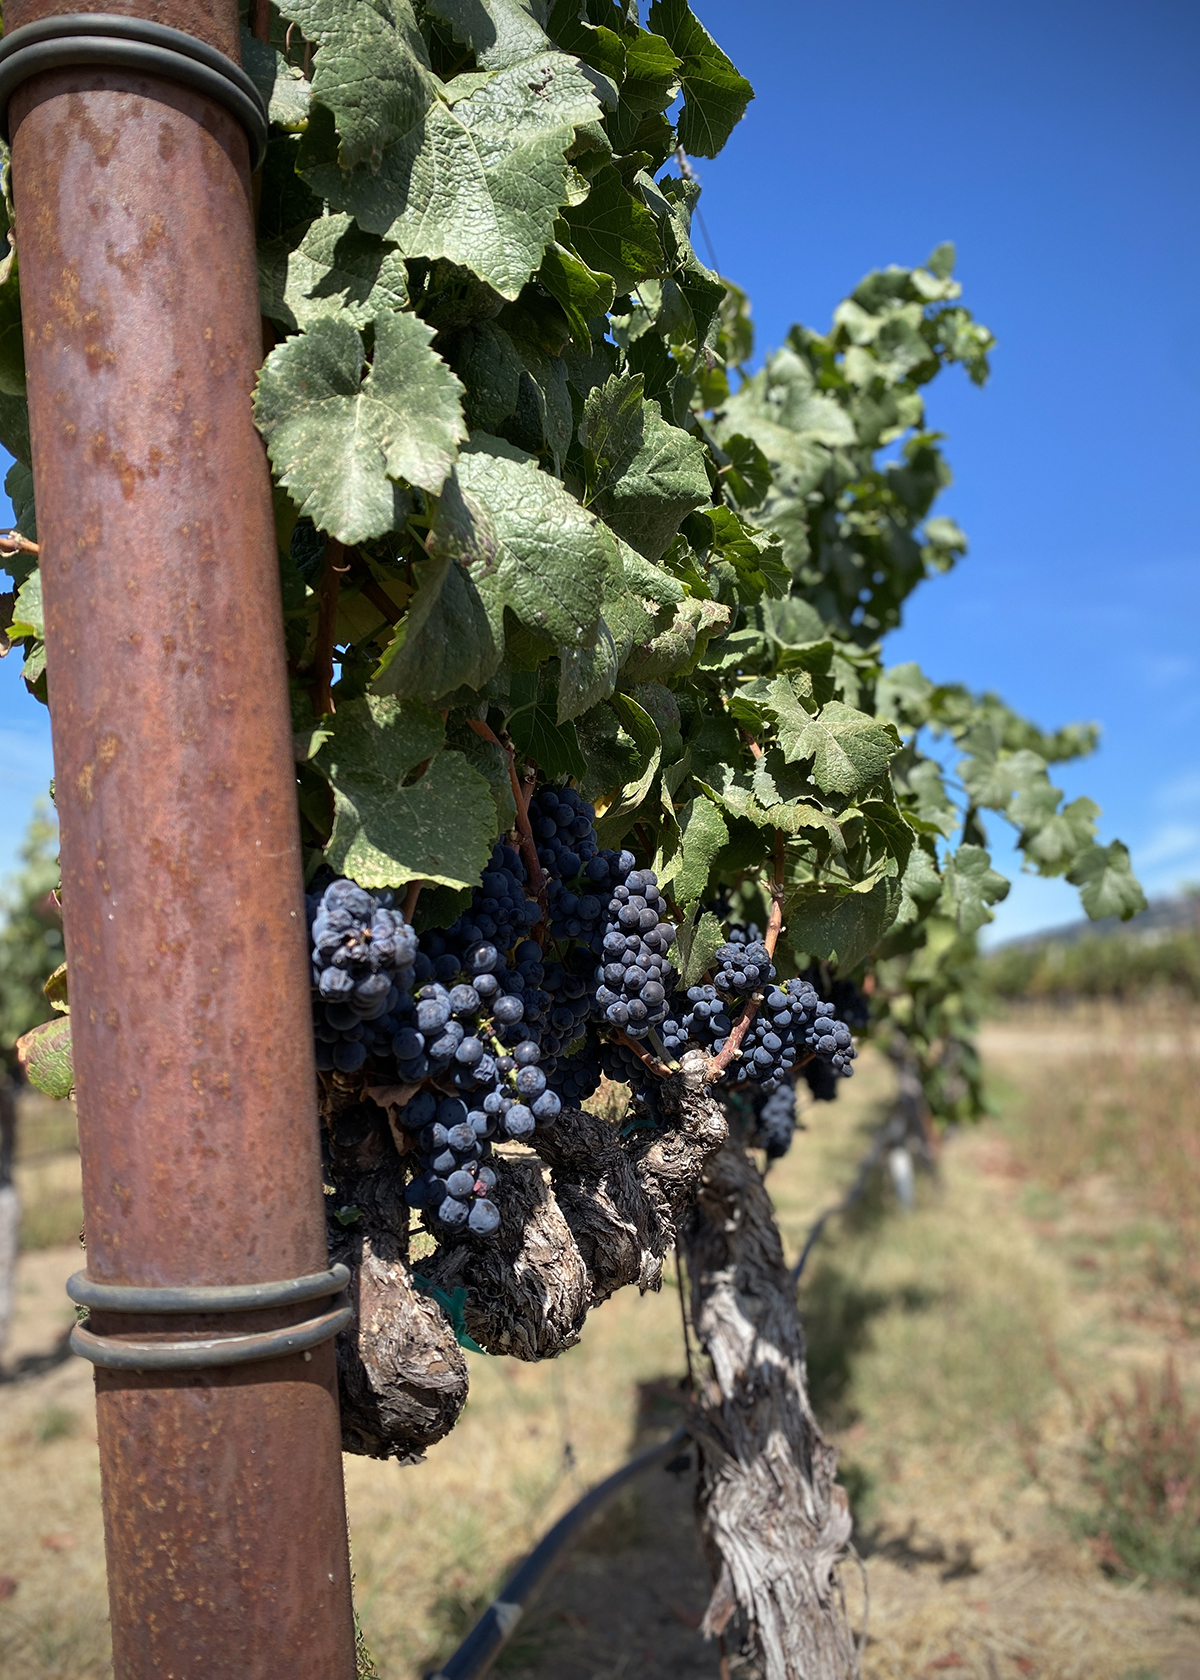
[401, 1090, 501, 1235]
[308, 787, 863, 1240]
[308, 880, 418, 1075]
[594, 868, 675, 1042]
[713, 924, 775, 996]
[753, 1081, 797, 1159]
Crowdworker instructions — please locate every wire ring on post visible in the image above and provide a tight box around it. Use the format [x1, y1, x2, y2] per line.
[66, 1262, 353, 1371]
[67, 1263, 351, 1315]
[70, 1298, 354, 1370]
[0, 14, 270, 169]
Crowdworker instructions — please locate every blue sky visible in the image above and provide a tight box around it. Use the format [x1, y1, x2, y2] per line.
[2, 0, 1198, 941]
[687, 0, 1200, 939]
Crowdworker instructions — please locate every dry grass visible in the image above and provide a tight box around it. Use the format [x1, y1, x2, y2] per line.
[4, 1012, 1200, 1679]
[11, 1094, 82, 1252]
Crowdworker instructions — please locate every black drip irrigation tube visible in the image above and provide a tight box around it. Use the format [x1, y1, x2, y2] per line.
[424, 1426, 690, 1680]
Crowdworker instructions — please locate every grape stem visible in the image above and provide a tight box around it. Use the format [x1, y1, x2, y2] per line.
[402, 881, 422, 921]
[613, 1030, 675, 1080]
[465, 717, 549, 914]
[703, 830, 786, 1083]
[0, 531, 38, 556]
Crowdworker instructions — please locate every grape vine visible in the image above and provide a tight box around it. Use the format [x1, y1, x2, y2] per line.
[0, 1, 1148, 1672]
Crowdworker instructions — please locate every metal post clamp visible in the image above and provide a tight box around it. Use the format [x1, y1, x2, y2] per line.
[0, 13, 269, 168]
[66, 1263, 354, 1371]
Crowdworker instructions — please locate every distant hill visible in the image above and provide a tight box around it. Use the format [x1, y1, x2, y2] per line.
[982, 895, 1200, 1001]
[1000, 894, 1199, 951]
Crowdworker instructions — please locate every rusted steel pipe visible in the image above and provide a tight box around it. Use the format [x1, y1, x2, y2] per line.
[6, 2, 357, 1674]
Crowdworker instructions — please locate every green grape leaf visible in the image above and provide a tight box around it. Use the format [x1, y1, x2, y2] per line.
[15, 1015, 74, 1100]
[0, 246, 25, 397]
[318, 695, 496, 889]
[719, 432, 772, 508]
[507, 670, 588, 779]
[693, 506, 788, 601]
[787, 701, 900, 796]
[255, 311, 466, 542]
[263, 213, 410, 331]
[240, 29, 312, 127]
[760, 596, 828, 650]
[560, 165, 664, 296]
[665, 795, 728, 907]
[1017, 793, 1099, 876]
[8, 569, 43, 640]
[595, 692, 662, 845]
[580, 373, 711, 561]
[940, 843, 1009, 935]
[670, 907, 725, 989]
[959, 741, 1046, 810]
[556, 538, 668, 721]
[299, 49, 601, 298]
[646, 0, 752, 158]
[620, 29, 681, 113]
[373, 554, 498, 703]
[431, 433, 610, 656]
[538, 239, 617, 346]
[788, 880, 900, 971]
[621, 594, 730, 682]
[426, 0, 551, 69]
[1066, 840, 1148, 922]
[901, 757, 958, 839]
[277, 0, 434, 170]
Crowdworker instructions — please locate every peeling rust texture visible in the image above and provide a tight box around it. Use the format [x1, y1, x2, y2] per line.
[9, 6, 358, 1674]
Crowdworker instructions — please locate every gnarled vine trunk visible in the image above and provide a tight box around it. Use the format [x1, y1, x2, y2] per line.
[682, 1140, 859, 1680]
[322, 1073, 859, 1678]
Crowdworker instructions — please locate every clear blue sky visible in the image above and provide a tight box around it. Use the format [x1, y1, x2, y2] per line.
[2, 0, 1197, 941]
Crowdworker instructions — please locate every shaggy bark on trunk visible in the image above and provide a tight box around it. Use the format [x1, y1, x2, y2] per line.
[320, 1069, 727, 1451]
[682, 1138, 860, 1680]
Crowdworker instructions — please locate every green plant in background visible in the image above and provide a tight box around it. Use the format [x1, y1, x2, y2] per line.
[0, 805, 60, 1074]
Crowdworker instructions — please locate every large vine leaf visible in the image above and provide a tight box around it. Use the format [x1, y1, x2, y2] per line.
[560, 166, 664, 297]
[1066, 840, 1147, 922]
[277, 0, 434, 169]
[787, 701, 900, 796]
[646, 0, 751, 157]
[789, 880, 901, 971]
[372, 553, 497, 702]
[580, 373, 711, 561]
[254, 311, 466, 543]
[16, 1015, 75, 1099]
[661, 796, 728, 907]
[594, 693, 662, 846]
[318, 696, 496, 889]
[670, 907, 724, 989]
[299, 50, 601, 298]
[430, 433, 611, 656]
[940, 844, 1009, 935]
[426, 0, 550, 69]
[506, 670, 588, 779]
[261, 214, 410, 331]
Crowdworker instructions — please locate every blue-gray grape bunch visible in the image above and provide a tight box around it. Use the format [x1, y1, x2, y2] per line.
[309, 880, 418, 1075]
[309, 793, 861, 1237]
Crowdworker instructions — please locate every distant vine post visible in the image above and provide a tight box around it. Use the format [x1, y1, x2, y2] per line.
[6, 1, 357, 1674]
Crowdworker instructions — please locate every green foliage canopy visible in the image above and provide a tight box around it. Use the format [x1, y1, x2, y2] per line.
[0, 0, 1145, 1122]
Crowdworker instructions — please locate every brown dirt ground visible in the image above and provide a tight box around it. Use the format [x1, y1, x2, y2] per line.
[2, 1017, 1199, 1680]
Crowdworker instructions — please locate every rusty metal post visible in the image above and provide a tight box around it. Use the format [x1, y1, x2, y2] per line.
[5, 3, 358, 1674]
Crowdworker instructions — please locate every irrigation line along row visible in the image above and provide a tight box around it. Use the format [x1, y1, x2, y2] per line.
[425, 1427, 690, 1680]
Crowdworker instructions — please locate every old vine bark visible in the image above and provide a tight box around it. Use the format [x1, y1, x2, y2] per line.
[682, 1138, 859, 1680]
[319, 1069, 727, 1454]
